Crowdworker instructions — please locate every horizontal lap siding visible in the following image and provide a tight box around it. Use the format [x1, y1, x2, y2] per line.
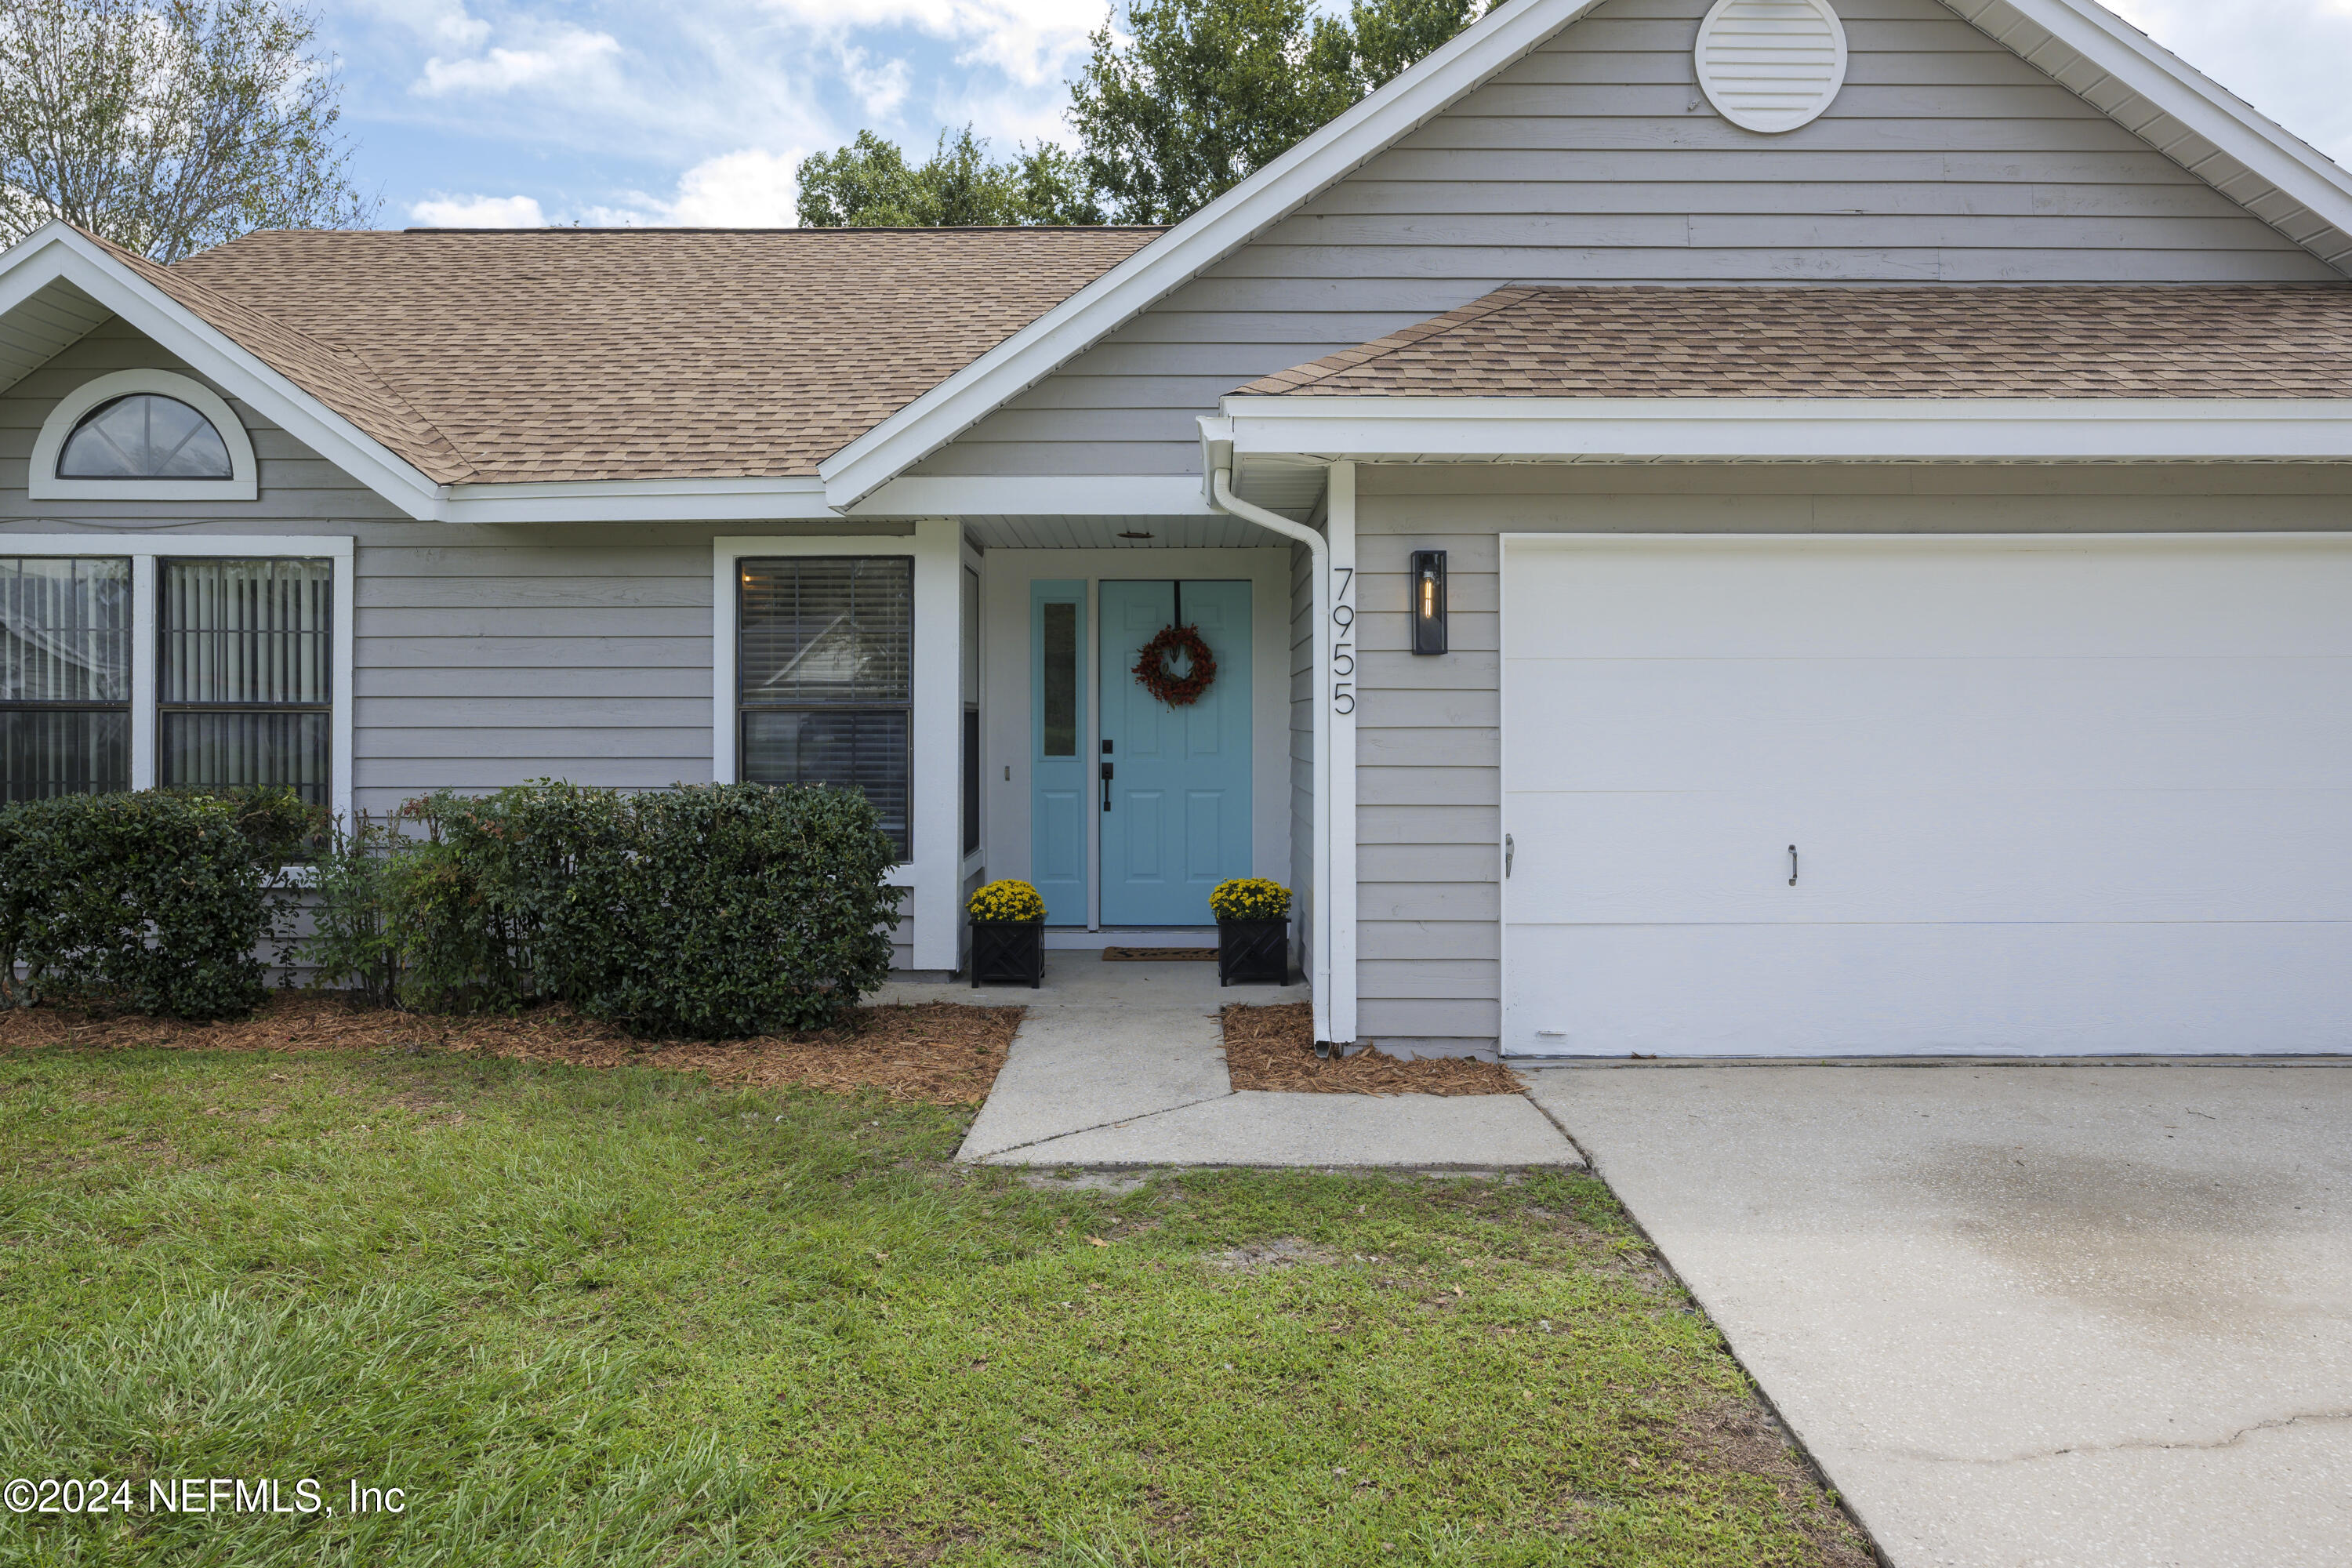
[914, 0, 2334, 481]
[1351, 463, 2352, 1051]
[1, 325, 720, 812]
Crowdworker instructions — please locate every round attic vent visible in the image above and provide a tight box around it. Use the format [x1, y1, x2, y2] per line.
[1694, 0, 1849, 134]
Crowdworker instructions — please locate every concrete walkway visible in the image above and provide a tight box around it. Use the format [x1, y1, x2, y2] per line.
[881, 957, 1577, 1167]
[1520, 1063, 2352, 1568]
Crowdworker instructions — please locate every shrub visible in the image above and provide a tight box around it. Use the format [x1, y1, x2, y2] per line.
[967, 879, 1045, 923]
[1210, 877, 1290, 921]
[296, 781, 906, 1035]
[0, 789, 310, 1018]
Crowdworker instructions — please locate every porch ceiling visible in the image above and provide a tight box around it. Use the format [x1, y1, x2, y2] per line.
[959, 514, 1294, 550]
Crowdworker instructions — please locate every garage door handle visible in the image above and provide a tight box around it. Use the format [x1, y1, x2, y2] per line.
[1504, 834, 1514, 877]
[1788, 844, 1798, 887]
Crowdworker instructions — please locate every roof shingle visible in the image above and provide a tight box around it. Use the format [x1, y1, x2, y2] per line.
[1239, 285, 2352, 400]
[165, 226, 1160, 484]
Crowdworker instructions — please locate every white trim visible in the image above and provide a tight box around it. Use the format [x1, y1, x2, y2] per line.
[0, 226, 445, 520]
[713, 529, 960, 969]
[448, 476, 834, 525]
[0, 532, 355, 822]
[1218, 396, 2352, 463]
[437, 475, 1229, 525]
[816, 0, 1596, 506]
[1325, 463, 1359, 1045]
[29, 369, 259, 502]
[1495, 529, 2352, 552]
[1203, 464, 1338, 1046]
[851, 476, 1222, 518]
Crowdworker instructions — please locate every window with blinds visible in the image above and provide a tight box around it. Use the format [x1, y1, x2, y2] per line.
[1, 557, 131, 802]
[739, 556, 913, 858]
[158, 559, 333, 806]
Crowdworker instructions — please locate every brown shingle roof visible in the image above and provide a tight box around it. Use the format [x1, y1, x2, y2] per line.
[164, 226, 1161, 484]
[1240, 285, 2352, 400]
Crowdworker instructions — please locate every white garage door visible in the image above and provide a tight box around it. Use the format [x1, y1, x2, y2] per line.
[1500, 535, 2352, 1057]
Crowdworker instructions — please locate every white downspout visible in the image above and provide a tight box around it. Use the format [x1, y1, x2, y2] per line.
[1207, 461, 1337, 1050]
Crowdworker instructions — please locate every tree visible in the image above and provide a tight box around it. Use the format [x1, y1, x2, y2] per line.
[796, 126, 1103, 228]
[1069, 0, 1489, 225]
[0, 0, 375, 263]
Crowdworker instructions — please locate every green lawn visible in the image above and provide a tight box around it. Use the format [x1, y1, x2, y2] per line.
[0, 1044, 1867, 1566]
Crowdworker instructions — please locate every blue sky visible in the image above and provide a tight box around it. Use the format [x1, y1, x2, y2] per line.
[320, 0, 2352, 230]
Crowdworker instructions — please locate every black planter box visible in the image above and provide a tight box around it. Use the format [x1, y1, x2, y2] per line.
[970, 920, 1044, 989]
[1218, 918, 1290, 986]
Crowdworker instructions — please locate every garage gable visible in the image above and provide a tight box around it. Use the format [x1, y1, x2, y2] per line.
[854, 0, 2352, 492]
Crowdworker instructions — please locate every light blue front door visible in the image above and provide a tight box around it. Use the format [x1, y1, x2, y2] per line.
[1099, 580, 1251, 926]
[1030, 581, 1087, 925]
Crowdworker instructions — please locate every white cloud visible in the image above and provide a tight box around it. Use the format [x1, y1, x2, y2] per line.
[585, 148, 805, 227]
[839, 45, 911, 120]
[417, 30, 622, 96]
[2103, 0, 2352, 162]
[408, 192, 547, 227]
[358, 0, 490, 51]
[755, 0, 1103, 87]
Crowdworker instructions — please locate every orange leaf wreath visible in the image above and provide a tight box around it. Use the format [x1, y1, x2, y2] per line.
[1132, 622, 1217, 706]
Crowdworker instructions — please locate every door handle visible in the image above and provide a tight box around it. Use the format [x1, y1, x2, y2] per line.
[1504, 833, 1513, 877]
[1101, 761, 1113, 812]
[1788, 844, 1798, 887]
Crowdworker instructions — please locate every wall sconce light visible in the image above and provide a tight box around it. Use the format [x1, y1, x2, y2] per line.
[1410, 550, 1447, 655]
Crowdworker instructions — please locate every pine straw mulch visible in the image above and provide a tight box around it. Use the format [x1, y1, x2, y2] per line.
[0, 992, 1025, 1105]
[1221, 1003, 1524, 1097]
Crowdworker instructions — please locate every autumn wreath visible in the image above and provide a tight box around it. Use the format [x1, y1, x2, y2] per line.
[1131, 622, 1218, 706]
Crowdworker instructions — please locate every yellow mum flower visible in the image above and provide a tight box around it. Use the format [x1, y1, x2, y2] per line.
[1210, 878, 1290, 921]
[967, 879, 1046, 923]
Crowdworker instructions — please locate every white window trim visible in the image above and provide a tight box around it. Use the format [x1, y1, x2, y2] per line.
[28, 370, 260, 503]
[959, 535, 986, 884]
[3, 534, 354, 821]
[715, 526, 960, 972]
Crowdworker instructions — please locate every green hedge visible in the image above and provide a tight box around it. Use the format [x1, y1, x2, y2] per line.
[300, 781, 906, 1036]
[0, 789, 314, 1018]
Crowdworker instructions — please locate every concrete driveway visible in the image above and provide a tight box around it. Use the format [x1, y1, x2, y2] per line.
[1519, 1065, 2352, 1568]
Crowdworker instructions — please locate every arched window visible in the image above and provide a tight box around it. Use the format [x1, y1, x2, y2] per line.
[29, 368, 257, 503]
[57, 394, 235, 480]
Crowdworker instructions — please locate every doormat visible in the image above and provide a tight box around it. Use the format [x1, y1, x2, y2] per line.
[1102, 946, 1218, 962]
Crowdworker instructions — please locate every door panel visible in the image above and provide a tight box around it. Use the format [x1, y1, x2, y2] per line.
[1030, 582, 1087, 924]
[1501, 538, 2352, 1057]
[1100, 579, 1252, 926]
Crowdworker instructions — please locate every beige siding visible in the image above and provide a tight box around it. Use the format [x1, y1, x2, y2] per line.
[916, 0, 2337, 481]
[1351, 463, 2352, 1054]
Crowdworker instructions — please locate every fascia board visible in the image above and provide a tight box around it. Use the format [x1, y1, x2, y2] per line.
[1221, 396, 2352, 461]
[0, 227, 448, 521]
[1974, 0, 2352, 241]
[848, 475, 1220, 517]
[815, 0, 1598, 507]
[445, 476, 836, 524]
[443, 474, 1230, 524]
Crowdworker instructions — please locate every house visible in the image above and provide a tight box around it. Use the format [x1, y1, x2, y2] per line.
[5, 0, 2350, 1060]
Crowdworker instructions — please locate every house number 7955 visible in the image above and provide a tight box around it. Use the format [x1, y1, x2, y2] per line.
[1330, 565, 1356, 714]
